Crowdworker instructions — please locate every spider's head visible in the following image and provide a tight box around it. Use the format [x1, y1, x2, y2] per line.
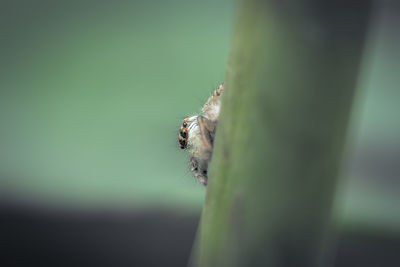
[178, 116, 198, 149]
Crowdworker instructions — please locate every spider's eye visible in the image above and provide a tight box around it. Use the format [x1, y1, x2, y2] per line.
[180, 129, 188, 138]
[182, 121, 187, 127]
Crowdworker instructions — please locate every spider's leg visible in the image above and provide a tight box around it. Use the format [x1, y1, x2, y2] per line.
[195, 173, 207, 186]
[203, 84, 224, 121]
[214, 83, 224, 97]
[197, 115, 215, 152]
[190, 157, 208, 186]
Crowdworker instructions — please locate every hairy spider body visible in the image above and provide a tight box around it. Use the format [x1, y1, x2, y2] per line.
[178, 84, 224, 185]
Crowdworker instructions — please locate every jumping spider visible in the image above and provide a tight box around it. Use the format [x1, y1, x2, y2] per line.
[178, 84, 224, 186]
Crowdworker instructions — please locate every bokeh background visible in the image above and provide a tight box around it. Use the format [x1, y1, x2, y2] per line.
[0, 0, 399, 266]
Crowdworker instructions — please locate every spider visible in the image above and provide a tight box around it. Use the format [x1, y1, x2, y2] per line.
[178, 84, 224, 186]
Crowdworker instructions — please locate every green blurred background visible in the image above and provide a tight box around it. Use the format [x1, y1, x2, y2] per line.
[0, 0, 399, 232]
[0, 0, 233, 211]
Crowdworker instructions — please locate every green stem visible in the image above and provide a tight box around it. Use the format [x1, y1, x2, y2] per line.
[193, 0, 372, 266]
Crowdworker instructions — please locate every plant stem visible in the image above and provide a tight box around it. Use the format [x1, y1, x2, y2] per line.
[193, 0, 372, 266]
